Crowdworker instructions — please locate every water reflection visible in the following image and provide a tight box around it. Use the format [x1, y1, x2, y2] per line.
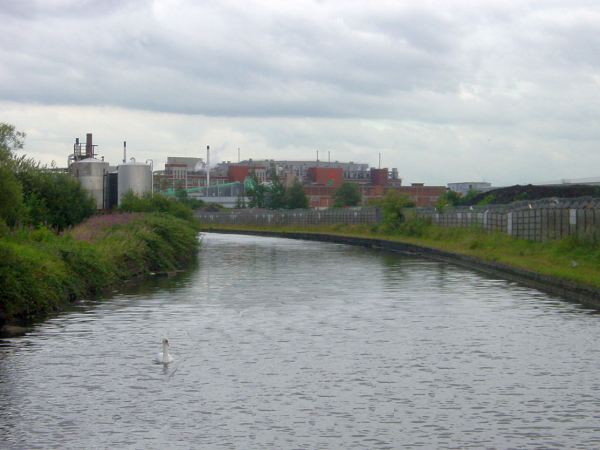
[1, 233, 599, 449]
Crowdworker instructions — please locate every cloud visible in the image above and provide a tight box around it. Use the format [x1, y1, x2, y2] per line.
[1, 0, 600, 185]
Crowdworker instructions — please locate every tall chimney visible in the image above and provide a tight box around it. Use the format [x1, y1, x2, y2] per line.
[86, 133, 93, 158]
[206, 145, 210, 189]
[123, 141, 127, 163]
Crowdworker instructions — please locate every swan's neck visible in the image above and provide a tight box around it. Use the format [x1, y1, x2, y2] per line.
[162, 342, 170, 362]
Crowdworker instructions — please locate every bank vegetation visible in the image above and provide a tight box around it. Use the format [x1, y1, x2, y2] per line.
[0, 123, 200, 327]
[201, 190, 600, 293]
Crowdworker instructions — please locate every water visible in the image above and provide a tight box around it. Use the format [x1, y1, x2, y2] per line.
[1, 233, 599, 449]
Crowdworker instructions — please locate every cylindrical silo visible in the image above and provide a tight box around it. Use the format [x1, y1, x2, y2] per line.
[117, 161, 152, 205]
[70, 158, 109, 209]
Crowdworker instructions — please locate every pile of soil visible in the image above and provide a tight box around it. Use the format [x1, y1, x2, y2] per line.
[466, 184, 600, 205]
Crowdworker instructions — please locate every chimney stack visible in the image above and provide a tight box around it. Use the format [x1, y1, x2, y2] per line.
[85, 133, 93, 158]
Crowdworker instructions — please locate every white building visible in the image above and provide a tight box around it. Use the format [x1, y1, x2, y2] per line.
[447, 182, 492, 196]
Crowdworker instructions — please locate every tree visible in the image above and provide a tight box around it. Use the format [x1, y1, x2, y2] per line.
[0, 123, 26, 225]
[458, 188, 481, 206]
[0, 122, 96, 230]
[333, 182, 361, 207]
[0, 165, 24, 226]
[379, 190, 415, 229]
[266, 167, 286, 209]
[20, 171, 96, 230]
[0, 123, 25, 163]
[246, 172, 266, 208]
[435, 189, 461, 209]
[235, 192, 247, 209]
[284, 179, 308, 209]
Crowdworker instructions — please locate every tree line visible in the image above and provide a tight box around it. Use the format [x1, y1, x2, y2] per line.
[242, 167, 371, 209]
[0, 123, 96, 231]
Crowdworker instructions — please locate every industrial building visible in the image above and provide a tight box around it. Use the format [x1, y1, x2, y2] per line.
[68, 133, 153, 209]
[447, 181, 493, 196]
[154, 156, 444, 208]
[66, 135, 444, 210]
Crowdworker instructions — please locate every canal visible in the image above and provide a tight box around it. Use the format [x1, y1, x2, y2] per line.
[1, 233, 599, 448]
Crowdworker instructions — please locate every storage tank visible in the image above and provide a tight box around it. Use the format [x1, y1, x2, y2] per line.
[117, 161, 152, 205]
[70, 158, 109, 209]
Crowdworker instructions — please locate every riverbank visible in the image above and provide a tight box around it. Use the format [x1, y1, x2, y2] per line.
[200, 223, 600, 309]
[0, 212, 200, 330]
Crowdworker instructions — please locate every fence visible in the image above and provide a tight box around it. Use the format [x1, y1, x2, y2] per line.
[416, 197, 600, 241]
[195, 207, 380, 227]
[196, 197, 600, 241]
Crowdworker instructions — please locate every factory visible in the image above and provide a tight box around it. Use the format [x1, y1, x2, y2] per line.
[67, 135, 445, 209]
[68, 133, 152, 209]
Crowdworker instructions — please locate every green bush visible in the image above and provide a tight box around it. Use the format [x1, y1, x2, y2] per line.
[119, 192, 193, 222]
[397, 217, 432, 237]
[333, 182, 361, 207]
[378, 190, 415, 230]
[0, 213, 199, 324]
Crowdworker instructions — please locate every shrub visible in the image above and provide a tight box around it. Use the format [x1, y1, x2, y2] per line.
[0, 212, 199, 324]
[119, 192, 193, 222]
[378, 190, 415, 230]
[333, 182, 361, 207]
[397, 217, 432, 237]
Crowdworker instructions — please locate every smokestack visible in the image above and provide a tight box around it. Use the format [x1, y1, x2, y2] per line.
[238, 147, 240, 163]
[328, 151, 330, 164]
[86, 133, 93, 158]
[206, 145, 210, 189]
[123, 141, 127, 163]
[316, 150, 319, 163]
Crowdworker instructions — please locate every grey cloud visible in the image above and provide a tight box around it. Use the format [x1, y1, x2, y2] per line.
[0, 0, 486, 117]
[2, 0, 600, 186]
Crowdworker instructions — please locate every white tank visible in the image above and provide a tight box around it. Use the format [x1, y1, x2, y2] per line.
[70, 158, 109, 209]
[118, 161, 152, 205]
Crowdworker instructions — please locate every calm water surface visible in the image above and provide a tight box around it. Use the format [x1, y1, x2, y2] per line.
[1, 233, 599, 449]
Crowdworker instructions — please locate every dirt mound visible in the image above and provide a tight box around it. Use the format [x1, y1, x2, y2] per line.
[466, 184, 600, 205]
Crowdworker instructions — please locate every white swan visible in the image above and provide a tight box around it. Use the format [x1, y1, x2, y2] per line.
[156, 338, 174, 364]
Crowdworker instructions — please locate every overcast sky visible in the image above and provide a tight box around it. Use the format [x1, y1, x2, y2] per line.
[2, 0, 600, 185]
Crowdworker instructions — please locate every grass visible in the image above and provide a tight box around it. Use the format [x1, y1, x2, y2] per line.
[200, 219, 600, 290]
[0, 212, 200, 325]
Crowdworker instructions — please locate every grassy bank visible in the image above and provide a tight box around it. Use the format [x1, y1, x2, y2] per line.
[200, 220, 600, 291]
[0, 212, 200, 325]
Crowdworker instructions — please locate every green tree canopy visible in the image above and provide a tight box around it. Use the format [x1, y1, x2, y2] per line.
[0, 123, 26, 226]
[379, 190, 415, 229]
[20, 171, 96, 230]
[0, 122, 95, 230]
[435, 189, 461, 209]
[333, 182, 361, 207]
[266, 167, 286, 209]
[284, 179, 308, 209]
[246, 171, 266, 208]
